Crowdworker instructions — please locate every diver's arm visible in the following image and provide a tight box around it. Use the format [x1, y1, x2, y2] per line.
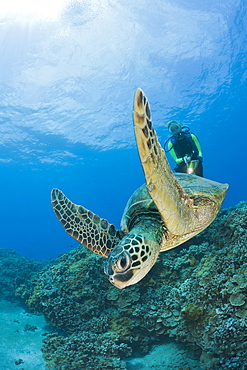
[168, 140, 183, 164]
[191, 134, 203, 157]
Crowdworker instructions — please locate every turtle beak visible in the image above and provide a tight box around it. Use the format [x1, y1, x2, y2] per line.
[108, 276, 128, 289]
[104, 255, 134, 289]
[107, 271, 134, 289]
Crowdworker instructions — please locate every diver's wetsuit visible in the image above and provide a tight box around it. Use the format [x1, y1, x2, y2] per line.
[167, 132, 203, 177]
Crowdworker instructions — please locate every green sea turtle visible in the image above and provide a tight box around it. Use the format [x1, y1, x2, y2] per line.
[51, 88, 228, 289]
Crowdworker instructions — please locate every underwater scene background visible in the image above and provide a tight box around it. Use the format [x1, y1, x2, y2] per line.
[0, 0, 247, 369]
[0, 0, 246, 260]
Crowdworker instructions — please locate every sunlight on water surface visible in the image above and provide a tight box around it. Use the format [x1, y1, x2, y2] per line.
[0, 0, 69, 19]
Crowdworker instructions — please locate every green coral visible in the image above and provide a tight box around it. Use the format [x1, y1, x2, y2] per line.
[195, 254, 216, 277]
[109, 316, 133, 341]
[181, 303, 203, 322]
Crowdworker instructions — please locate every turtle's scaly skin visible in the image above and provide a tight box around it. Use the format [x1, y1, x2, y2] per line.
[51, 189, 121, 258]
[51, 88, 229, 289]
[51, 186, 163, 289]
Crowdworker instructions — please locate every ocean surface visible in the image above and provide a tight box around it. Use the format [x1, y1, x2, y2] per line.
[0, 0, 246, 260]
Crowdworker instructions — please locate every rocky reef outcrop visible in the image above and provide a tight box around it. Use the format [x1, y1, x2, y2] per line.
[18, 202, 247, 369]
[0, 248, 45, 302]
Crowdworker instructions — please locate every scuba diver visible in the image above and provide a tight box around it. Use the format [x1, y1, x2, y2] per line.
[164, 120, 203, 177]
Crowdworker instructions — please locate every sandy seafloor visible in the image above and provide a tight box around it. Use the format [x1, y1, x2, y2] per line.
[1, 300, 202, 370]
[125, 342, 202, 369]
[0, 300, 48, 370]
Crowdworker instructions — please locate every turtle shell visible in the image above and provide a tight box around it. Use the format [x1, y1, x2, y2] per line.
[120, 173, 228, 235]
[175, 173, 228, 198]
[120, 184, 160, 234]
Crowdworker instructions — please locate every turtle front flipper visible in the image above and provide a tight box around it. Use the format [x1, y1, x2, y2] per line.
[51, 189, 121, 257]
[133, 88, 195, 236]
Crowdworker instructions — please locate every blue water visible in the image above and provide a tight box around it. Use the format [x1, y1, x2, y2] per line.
[0, 0, 246, 260]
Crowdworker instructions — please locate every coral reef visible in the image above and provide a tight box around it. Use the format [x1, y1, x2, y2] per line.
[24, 201, 247, 369]
[0, 248, 46, 302]
[42, 332, 130, 369]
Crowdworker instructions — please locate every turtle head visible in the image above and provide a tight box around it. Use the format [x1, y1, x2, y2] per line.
[104, 233, 160, 289]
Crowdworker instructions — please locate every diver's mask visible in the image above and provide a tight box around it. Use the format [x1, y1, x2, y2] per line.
[167, 121, 182, 136]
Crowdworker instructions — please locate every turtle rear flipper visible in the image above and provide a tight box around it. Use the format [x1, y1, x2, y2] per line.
[51, 189, 121, 257]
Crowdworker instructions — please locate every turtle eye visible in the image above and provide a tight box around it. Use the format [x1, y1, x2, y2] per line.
[116, 252, 130, 272]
